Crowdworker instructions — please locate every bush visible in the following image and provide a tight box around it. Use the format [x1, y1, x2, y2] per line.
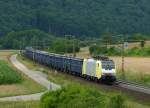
[0, 60, 22, 84]
[89, 45, 122, 56]
[89, 45, 107, 55]
[89, 45, 150, 57]
[49, 38, 80, 54]
[126, 47, 150, 56]
[107, 47, 121, 56]
[41, 84, 127, 108]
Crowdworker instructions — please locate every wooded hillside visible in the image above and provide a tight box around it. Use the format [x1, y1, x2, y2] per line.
[0, 0, 150, 37]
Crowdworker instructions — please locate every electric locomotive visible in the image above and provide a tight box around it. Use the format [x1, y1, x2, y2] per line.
[23, 47, 116, 84]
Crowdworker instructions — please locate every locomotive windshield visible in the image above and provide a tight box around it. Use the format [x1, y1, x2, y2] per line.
[102, 60, 115, 70]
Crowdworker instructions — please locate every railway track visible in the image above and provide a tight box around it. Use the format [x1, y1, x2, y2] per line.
[59, 71, 150, 96]
[115, 80, 150, 95]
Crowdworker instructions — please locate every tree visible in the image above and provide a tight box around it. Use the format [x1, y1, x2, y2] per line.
[101, 32, 113, 48]
[132, 34, 146, 41]
[50, 38, 80, 54]
[0, 29, 53, 49]
[132, 34, 146, 47]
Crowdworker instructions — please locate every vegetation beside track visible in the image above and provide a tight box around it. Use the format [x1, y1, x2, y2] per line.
[41, 84, 127, 108]
[18, 54, 150, 108]
[117, 70, 150, 87]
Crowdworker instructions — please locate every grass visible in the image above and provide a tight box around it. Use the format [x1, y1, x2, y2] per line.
[0, 101, 148, 108]
[0, 60, 22, 84]
[0, 101, 40, 108]
[18, 54, 150, 108]
[17, 54, 41, 71]
[0, 73, 45, 98]
[0, 100, 149, 108]
[126, 101, 150, 108]
[117, 70, 150, 87]
[0, 50, 46, 97]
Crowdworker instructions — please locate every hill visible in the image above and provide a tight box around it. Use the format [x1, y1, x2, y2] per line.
[0, 0, 150, 37]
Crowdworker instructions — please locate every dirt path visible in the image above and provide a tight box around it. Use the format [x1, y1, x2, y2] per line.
[0, 54, 61, 102]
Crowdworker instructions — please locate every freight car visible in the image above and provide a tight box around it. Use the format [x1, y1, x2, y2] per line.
[23, 47, 116, 84]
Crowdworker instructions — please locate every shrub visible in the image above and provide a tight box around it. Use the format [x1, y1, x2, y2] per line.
[89, 45, 122, 56]
[89, 45, 150, 57]
[49, 38, 80, 54]
[107, 47, 121, 56]
[0, 60, 22, 84]
[89, 45, 107, 55]
[41, 84, 127, 108]
[126, 47, 150, 56]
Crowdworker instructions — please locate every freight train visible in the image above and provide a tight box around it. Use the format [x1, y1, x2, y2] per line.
[23, 47, 116, 84]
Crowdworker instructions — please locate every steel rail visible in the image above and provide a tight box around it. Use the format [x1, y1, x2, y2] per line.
[116, 80, 150, 95]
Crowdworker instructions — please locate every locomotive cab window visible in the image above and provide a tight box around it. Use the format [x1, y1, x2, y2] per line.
[102, 60, 115, 69]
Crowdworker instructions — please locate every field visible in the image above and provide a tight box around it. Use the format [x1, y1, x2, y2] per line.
[17, 54, 150, 108]
[110, 57, 150, 75]
[111, 57, 150, 86]
[0, 101, 40, 108]
[0, 50, 45, 97]
[0, 50, 17, 61]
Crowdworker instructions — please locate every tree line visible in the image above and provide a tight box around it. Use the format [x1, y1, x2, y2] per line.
[0, 29, 53, 49]
[0, 29, 80, 55]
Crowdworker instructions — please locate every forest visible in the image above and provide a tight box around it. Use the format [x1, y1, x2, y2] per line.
[0, 0, 150, 38]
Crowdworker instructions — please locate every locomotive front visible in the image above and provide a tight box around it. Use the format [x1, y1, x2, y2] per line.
[101, 60, 116, 83]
